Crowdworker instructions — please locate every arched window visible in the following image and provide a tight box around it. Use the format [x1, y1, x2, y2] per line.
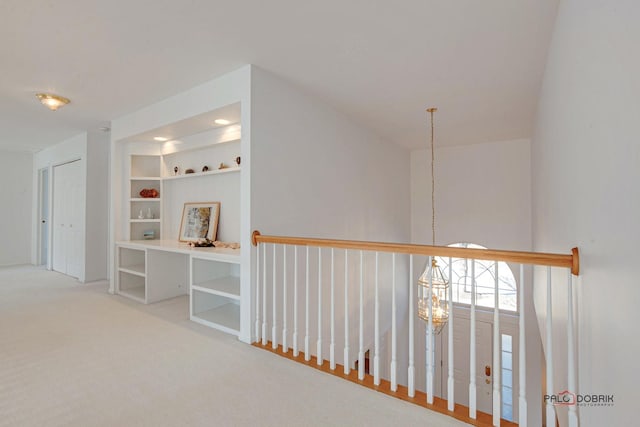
[435, 243, 517, 311]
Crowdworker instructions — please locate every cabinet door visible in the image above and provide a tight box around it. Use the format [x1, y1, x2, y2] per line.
[52, 160, 83, 278]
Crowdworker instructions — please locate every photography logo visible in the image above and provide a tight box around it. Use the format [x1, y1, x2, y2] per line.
[544, 391, 614, 407]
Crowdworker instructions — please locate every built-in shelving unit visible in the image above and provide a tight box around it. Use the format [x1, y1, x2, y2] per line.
[117, 246, 147, 303]
[129, 156, 162, 241]
[190, 255, 241, 335]
[115, 111, 244, 338]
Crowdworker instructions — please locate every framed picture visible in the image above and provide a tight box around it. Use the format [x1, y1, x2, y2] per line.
[178, 202, 220, 242]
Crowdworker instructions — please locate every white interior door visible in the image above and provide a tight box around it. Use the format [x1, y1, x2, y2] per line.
[52, 160, 83, 278]
[439, 317, 493, 414]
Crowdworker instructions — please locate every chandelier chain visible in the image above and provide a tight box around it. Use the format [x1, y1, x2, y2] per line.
[429, 108, 436, 247]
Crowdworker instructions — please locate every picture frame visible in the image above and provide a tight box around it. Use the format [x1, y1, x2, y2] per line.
[178, 201, 220, 242]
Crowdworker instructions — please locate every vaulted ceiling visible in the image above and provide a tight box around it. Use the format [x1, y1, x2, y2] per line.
[0, 0, 558, 152]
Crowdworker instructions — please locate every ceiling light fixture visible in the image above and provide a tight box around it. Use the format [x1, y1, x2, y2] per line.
[153, 137, 169, 142]
[214, 119, 231, 125]
[36, 93, 70, 111]
[417, 107, 449, 334]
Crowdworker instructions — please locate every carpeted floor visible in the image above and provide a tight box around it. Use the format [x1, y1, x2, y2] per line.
[0, 265, 467, 427]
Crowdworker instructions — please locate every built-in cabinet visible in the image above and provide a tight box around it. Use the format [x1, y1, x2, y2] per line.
[115, 119, 244, 337]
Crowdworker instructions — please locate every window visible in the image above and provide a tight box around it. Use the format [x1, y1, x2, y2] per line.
[501, 334, 514, 421]
[435, 243, 517, 311]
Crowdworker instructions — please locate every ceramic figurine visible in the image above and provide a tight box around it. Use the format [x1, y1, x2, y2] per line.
[202, 165, 209, 172]
[174, 166, 179, 175]
[185, 168, 195, 174]
[235, 156, 241, 166]
[218, 162, 228, 170]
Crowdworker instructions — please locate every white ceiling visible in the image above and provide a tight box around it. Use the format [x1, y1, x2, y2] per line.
[0, 0, 558, 152]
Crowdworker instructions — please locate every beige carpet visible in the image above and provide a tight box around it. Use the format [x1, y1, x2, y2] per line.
[0, 265, 468, 427]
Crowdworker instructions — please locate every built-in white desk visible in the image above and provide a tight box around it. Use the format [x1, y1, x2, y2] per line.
[115, 240, 241, 335]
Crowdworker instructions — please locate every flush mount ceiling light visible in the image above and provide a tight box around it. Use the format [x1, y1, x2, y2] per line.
[214, 119, 231, 125]
[153, 137, 169, 142]
[36, 93, 70, 111]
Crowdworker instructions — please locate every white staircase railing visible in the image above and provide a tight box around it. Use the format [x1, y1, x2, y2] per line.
[252, 231, 579, 427]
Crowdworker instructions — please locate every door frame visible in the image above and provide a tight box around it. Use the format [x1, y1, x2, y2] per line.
[49, 157, 82, 275]
[37, 167, 50, 267]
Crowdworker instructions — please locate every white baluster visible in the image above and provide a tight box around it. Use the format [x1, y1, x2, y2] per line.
[293, 246, 299, 357]
[344, 250, 350, 375]
[317, 248, 323, 366]
[447, 257, 454, 411]
[546, 267, 555, 427]
[493, 263, 501, 426]
[272, 243, 277, 350]
[305, 246, 310, 361]
[469, 259, 477, 419]
[374, 252, 380, 386]
[255, 243, 261, 341]
[567, 271, 578, 427]
[358, 250, 365, 381]
[408, 255, 415, 397]
[519, 264, 527, 427]
[262, 243, 267, 346]
[282, 245, 288, 353]
[330, 248, 336, 370]
[427, 256, 434, 404]
[390, 253, 397, 392]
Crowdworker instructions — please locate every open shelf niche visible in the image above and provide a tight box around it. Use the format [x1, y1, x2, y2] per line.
[114, 102, 245, 338]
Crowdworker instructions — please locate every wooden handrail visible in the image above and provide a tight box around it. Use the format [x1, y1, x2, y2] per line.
[251, 231, 580, 275]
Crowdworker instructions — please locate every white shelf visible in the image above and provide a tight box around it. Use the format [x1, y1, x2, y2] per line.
[191, 303, 240, 335]
[119, 264, 145, 277]
[192, 276, 240, 300]
[118, 240, 240, 263]
[130, 219, 161, 223]
[130, 198, 161, 202]
[130, 177, 161, 181]
[118, 286, 145, 303]
[163, 166, 240, 181]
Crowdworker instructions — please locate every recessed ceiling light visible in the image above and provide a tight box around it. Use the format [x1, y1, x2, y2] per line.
[36, 93, 70, 111]
[153, 137, 169, 142]
[214, 119, 231, 125]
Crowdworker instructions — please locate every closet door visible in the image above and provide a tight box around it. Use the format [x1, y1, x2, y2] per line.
[52, 160, 83, 278]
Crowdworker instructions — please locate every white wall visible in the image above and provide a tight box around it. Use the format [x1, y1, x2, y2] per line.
[411, 138, 542, 425]
[250, 66, 411, 360]
[250, 68, 410, 242]
[0, 150, 33, 266]
[411, 139, 532, 249]
[532, 1, 640, 426]
[84, 131, 110, 282]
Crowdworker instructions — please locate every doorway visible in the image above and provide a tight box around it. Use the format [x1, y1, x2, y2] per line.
[439, 317, 493, 413]
[435, 311, 518, 422]
[37, 168, 49, 266]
